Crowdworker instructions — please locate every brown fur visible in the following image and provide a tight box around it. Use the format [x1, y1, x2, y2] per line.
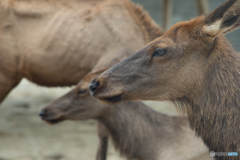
[40, 82, 212, 160]
[126, 2, 164, 43]
[90, 1, 240, 159]
[0, 0, 163, 104]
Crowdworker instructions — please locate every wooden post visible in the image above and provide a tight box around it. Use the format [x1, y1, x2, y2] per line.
[163, 0, 209, 31]
[163, 0, 172, 31]
[196, 0, 209, 15]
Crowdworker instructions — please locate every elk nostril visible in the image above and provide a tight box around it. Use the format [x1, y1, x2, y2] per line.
[39, 109, 48, 118]
[89, 80, 100, 94]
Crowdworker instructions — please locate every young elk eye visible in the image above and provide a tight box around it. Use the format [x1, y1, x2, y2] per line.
[152, 48, 167, 57]
[77, 89, 87, 95]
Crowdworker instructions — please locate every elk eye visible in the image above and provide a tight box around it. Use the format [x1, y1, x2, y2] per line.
[77, 89, 87, 95]
[152, 48, 166, 57]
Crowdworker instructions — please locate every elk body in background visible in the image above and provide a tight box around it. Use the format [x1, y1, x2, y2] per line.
[90, 0, 240, 159]
[40, 81, 213, 160]
[0, 0, 163, 104]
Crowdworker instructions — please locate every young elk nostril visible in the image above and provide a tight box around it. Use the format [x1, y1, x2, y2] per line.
[39, 109, 48, 118]
[89, 80, 100, 94]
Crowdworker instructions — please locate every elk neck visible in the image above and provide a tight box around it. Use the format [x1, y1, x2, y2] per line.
[183, 35, 240, 153]
[97, 101, 187, 159]
[126, 0, 164, 43]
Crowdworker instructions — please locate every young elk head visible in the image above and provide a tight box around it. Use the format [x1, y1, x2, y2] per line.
[90, 0, 240, 105]
[39, 80, 108, 124]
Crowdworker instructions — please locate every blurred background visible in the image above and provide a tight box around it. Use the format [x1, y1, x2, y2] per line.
[0, 0, 239, 160]
[134, 0, 240, 51]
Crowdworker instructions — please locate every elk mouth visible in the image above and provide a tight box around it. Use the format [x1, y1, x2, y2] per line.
[42, 116, 64, 125]
[97, 92, 124, 105]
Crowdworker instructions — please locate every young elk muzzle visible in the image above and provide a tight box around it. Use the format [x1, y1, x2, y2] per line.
[90, 0, 240, 158]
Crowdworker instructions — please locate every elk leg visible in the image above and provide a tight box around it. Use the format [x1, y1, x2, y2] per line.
[96, 122, 109, 160]
[0, 71, 22, 105]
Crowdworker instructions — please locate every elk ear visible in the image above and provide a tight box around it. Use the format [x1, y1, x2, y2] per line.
[202, 0, 240, 38]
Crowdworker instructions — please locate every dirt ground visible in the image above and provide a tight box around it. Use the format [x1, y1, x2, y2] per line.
[0, 79, 179, 160]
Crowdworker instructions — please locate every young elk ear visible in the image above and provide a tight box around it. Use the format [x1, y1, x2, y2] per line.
[202, 0, 240, 38]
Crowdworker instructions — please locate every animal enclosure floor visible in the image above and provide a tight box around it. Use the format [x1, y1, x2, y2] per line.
[0, 79, 179, 160]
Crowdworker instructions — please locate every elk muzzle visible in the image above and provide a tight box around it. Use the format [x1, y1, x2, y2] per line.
[39, 108, 64, 124]
[89, 79, 100, 95]
[39, 109, 48, 118]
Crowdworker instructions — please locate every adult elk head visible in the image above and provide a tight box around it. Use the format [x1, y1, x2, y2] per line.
[89, 0, 240, 105]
